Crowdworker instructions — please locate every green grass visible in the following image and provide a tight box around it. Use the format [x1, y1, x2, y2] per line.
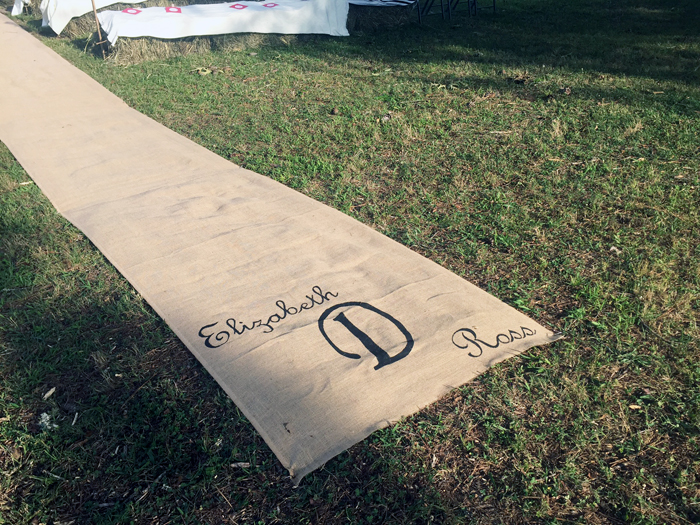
[1, 0, 699, 523]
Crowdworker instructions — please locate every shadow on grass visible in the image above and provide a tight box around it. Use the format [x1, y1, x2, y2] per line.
[0, 236, 468, 524]
[14, 0, 700, 88]
[384, 0, 698, 83]
[0, 157, 468, 523]
[4, 172, 696, 523]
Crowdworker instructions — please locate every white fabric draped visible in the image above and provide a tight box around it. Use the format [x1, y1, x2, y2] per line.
[40, 0, 145, 35]
[98, 0, 349, 45]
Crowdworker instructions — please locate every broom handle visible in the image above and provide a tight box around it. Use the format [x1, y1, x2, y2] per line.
[90, 0, 106, 59]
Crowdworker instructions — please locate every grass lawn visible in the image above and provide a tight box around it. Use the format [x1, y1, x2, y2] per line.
[1, 0, 699, 523]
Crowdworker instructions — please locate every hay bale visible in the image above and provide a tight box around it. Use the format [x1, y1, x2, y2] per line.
[347, 3, 415, 32]
[65, 1, 412, 63]
[61, 0, 170, 38]
[3, 0, 41, 16]
[106, 34, 212, 63]
[61, 0, 251, 38]
[106, 32, 323, 65]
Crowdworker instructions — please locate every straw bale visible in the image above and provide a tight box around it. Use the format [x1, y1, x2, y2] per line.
[64, 1, 414, 64]
[347, 3, 414, 32]
[2, 0, 40, 16]
[107, 35, 212, 64]
[61, 0, 245, 38]
[62, 0, 164, 38]
[107, 32, 323, 65]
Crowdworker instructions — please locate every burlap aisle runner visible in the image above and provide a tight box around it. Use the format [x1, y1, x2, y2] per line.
[0, 16, 561, 482]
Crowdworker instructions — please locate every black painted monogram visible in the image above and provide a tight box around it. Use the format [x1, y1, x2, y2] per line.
[318, 302, 414, 370]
